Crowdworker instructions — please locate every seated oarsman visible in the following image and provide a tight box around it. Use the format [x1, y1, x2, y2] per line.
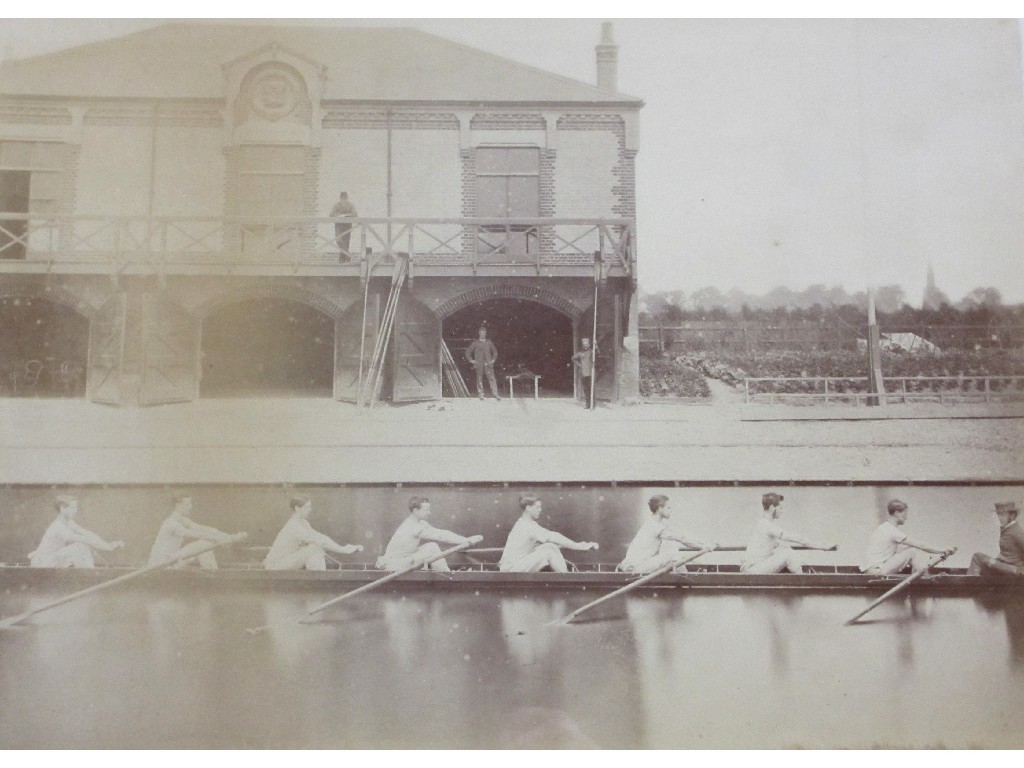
[968, 501, 1024, 578]
[29, 494, 125, 568]
[376, 496, 483, 572]
[861, 499, 955, 575]
[740, 492, 835, 574]
[264, 495, 364, 571]
[499, 493, 598, 573]
[148, 493, 244, 569]
[619, 494, 717, 573]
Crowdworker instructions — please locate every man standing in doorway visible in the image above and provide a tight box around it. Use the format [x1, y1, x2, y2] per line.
[330, 191, 357, 262]
[465, 325, 501, 400]
[571, 338, 594, 409]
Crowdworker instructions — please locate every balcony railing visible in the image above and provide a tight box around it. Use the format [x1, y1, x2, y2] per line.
[0, 213, 635, 274]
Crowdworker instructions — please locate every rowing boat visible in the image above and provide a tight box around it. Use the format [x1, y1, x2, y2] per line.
[1, 563, 1021, 594]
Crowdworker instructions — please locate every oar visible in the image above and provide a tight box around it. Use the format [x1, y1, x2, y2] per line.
[246, 541, 472, 635]
[551, 548, 712, 626]
[845, 549, 955, 626]
[0, 534, 247, 630]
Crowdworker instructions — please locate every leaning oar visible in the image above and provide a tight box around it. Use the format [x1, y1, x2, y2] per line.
[0, 534, 247, 630]
[551, 548, 712, 626]
[246, 541, 472, 635]
[845, 549, 955, 626]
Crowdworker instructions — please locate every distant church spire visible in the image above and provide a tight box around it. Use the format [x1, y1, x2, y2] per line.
[922, 264, 949, 310]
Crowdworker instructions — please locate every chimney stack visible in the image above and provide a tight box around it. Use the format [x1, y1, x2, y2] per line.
[596, 22, 618, 91]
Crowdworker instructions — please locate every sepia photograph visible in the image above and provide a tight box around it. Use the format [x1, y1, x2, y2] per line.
[0, 15, 1022, 749]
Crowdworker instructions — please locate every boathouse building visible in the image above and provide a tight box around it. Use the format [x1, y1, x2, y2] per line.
[0, 22, 641, 406]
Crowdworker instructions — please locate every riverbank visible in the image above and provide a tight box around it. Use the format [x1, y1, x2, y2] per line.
[1, 397, 1020, 484]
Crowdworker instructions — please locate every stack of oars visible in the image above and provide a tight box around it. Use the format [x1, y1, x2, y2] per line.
[359, 256, 407, 407]
[441, 340, 471, 397]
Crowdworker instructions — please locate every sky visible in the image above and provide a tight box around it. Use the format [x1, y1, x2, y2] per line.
[2, 17, 1023, 305]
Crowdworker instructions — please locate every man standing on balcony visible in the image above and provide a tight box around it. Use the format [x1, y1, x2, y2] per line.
[572, 338, 594, 409]
[465, 325, 502, 400]
[330, 191, 357, 262]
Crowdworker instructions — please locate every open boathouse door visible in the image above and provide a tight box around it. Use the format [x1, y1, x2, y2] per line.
[587, 285, 622, 403]
[139, 294, 201, 406]
[87, 294, 127, 405]
[392, 296, 441, 403]
[333, 295, 380, 403]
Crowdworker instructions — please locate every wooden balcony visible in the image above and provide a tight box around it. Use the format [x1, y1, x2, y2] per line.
[0, 213, 635, 279]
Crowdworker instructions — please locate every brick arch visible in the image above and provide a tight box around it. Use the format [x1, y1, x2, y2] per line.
[435, 284, 584, 321]
[195, 284, 345, 321]
[0, 285, 97, 319]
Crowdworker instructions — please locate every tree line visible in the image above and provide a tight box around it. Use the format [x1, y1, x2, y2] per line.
[641, 284, 1022, 327]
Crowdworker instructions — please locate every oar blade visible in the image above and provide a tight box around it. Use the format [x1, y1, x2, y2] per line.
[0, 614, 29, 630]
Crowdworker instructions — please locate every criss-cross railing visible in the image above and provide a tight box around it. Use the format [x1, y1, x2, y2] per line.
[0, 213, 635, 274]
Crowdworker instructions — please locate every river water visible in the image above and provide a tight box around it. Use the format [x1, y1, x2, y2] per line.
[1, 483, 1022, 748]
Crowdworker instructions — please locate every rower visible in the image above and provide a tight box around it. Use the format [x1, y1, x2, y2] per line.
[861, 499, 955, 575]
[147, 493, 245, 569]
[29, 494, 125, 568]
[968, 502, 1024, 578]
[619, 494, 717, 573]
[376, 496, 483, 572]
[740, 492, 835, 574]
[264, 495, 364, 571]
[499, 493, 598, 573]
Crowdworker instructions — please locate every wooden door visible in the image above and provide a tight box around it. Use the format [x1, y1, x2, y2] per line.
[392, 297, 441, 403]
[139, 293, 200, 406]
[334, 294, 380, 402]
[86, 294, 126, 405]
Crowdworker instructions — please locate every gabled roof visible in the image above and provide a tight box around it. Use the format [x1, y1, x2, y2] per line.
[0, 22, 643, 105]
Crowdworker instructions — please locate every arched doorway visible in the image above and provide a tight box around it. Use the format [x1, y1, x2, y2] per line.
[0, 296, 88, 397]
[200, 298, 334, 397]
[442, 298, 575, 398]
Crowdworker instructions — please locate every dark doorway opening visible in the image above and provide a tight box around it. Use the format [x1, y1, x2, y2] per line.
[0, 296, 88, 397]
[200, 298, 334, 397]
[442, 298, 574, 398]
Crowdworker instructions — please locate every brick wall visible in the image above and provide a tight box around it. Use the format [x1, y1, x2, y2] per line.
[555, 117, 623, 219]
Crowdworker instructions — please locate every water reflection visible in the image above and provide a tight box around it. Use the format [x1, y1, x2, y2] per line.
[4, 584, 1024, 748]
[974, 594, 1024, 666]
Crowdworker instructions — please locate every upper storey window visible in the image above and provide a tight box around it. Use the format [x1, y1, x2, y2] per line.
[236, 145, 305, 219]
[476, 147, 539, 219]
[476, 146, 539, 256]
[0, 141, 65, 260]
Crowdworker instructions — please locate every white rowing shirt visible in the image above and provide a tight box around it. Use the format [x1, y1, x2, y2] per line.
[377, 517, 464, 568]
[742, 517, 785, 568]
[619, 517, 668, 570]
[500, 517, 556, 571]
[30, 518, 79, 567]
[264, 515, 337, 568]
[861, 521, 908, 572]
[148, 516, 193, 565]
